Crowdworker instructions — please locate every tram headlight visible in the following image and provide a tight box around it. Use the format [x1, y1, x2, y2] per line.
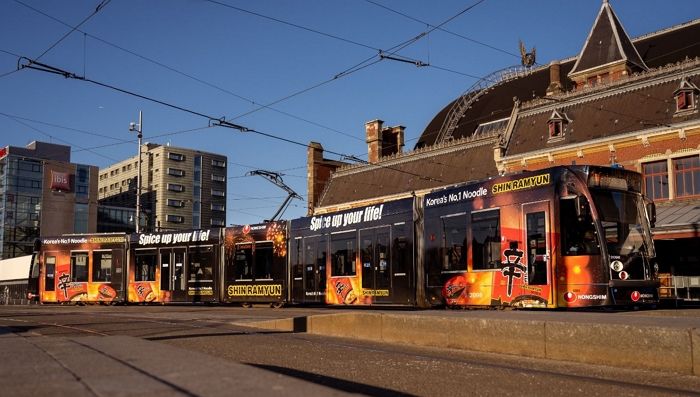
[610, 260, 624, 272]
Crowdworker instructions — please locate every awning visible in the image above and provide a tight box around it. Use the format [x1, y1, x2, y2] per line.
[652, 200, 700, 239]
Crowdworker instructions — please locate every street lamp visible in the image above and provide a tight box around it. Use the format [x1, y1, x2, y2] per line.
[129, 111, 143, 233]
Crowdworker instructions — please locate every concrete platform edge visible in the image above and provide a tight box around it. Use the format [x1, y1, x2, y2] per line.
[239, 312, 699, 376]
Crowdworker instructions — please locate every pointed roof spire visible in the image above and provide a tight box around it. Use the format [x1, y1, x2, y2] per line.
[568, 0, 648, 79]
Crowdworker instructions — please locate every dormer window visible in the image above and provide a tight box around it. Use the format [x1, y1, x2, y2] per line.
[674, 78, 699, 115]
[547, 110, 569, 140]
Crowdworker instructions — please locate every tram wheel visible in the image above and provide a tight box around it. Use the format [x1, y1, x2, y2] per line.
[241, 302, 252, 308]
[270, 302, 283, 309]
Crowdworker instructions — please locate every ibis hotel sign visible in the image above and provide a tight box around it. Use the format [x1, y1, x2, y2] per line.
[50, 171, 71, 192]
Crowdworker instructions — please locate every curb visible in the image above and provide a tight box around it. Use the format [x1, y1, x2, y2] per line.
[240, 312, 699, 376]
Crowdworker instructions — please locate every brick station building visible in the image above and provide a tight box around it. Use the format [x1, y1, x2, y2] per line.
[306, 2, 700, 300]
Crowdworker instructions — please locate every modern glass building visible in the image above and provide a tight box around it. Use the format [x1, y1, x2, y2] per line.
[0, 141, 99, 259]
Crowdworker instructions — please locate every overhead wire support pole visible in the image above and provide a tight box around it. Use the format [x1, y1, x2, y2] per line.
[246, 170, 302, 222]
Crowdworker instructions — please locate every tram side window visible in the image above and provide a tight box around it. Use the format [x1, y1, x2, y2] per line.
[255, 242, 274, 280]
[92, 251, 112, 282]
[392, 224, 411, 277]
[471, 210, 501, 270]
[45, 255, 56, 291]
[441, 215, 467, 271]
[71, 252, 89, 282]
[292, 238, 302, 280]
[317, 237, 327, 285]
[189, 246, 214, 281]
[424, 217, 442, 285]
[331, 234, 356, 277]
[560, 198, 600, 256]
[233, 244, 253, 280]
[111, 249, 123, 289]
[135, 251, 157, 282]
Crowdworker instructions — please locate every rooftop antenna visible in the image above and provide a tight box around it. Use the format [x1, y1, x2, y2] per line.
[246, 170, 302, 221]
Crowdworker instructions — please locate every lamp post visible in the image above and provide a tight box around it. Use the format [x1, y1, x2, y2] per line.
[129, 111, 143, 233]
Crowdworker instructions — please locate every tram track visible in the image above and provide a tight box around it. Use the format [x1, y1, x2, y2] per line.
[2, 307, 699, 396]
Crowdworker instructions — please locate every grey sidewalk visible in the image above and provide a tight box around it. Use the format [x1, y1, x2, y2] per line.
[0, 330, 352, 396]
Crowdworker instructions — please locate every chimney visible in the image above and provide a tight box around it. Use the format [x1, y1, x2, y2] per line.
[307, 142, 324, 215]
[546, 60, 563, 96]
[381, 125, 405, 157]
[366, 119, 384, 164]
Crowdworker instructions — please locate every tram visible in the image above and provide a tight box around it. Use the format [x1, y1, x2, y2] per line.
[28, 165, 659, 309]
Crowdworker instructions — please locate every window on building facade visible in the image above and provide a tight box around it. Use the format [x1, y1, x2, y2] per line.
[211, 174, 226, 182]
[587, 75, 597, 88]
[211, 203, 225, 211]
[168, 152, 185, 161]
[167, 199, 184, 207]
[167, 183, 184, 192]
[547, 110, 568, 140]
[548, 120, 562, 137]
[674, 155, 700, 198]
[211, 189, 225, 197]
[210, 218, 224, 226]
[642, 160, 668, 200]
[167, 214, 184, 223]
[642, 160, 669, 201]
[676, 91, 695, 111]
[167, 168, 185, 177]
[211, 159, 226, 167]
[674, 79, 699, 114]
[74, 203, 89, 233]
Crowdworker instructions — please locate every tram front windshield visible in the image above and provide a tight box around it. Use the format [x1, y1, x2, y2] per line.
[590, 189, 655, 258]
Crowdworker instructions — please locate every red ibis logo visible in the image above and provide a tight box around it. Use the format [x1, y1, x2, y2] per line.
[50, 171, 71, 192]
[242, 224, 251, 234]
[631, 291, 641, 302]
[564, 291, 577, 303]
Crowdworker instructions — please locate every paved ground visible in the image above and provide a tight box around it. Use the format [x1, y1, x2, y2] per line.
[1, 305, 700, 396]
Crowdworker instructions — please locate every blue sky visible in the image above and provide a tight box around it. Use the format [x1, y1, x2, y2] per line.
[1, 0, 698, 226]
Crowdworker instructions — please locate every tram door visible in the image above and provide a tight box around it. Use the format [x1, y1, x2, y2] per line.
[42, 252, 58, 303]
[523, 202, 551, 292]
[292, 235, 325, 304]
[160, 248, 186, 301]
[360, 226, 392, 303]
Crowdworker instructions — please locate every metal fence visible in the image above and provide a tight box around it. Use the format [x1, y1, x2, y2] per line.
[659, 274, 700, 302]
[0, 282, 30, 305]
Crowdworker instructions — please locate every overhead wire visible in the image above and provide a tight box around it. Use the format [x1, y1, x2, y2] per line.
[0, 112, 120, 162]
[14, 1, 489, 187]
[221, 0, 488, 122]
[200, 0, 379, 52]
[33, 0, 111, 62]
[9, 0, 488, 163]
[364, 0, 520, 60]
[1, 0, 109, 82]
[19, 59, 444, 183]
[12, 0, 364, 143]
[0, 111, 131, 143]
